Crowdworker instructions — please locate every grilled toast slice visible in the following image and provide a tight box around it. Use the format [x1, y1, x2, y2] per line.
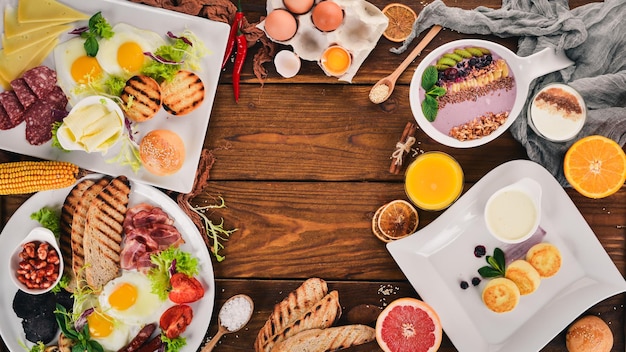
[271, 324, 376, 352]
[71, 176, 111, 284]
[160, 70, 205, 116]
[83, 175, 131, 291]
[59, 178, 95, 292]
[121, 75, 162, 122]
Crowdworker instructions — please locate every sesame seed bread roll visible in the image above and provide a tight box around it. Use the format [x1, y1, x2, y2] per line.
[526, 242, 562, 278]
[139, 129, 186, 176]
[505, 259, 541, 295]
[566, 315, 613, 352]
[482, 277, 520, 313]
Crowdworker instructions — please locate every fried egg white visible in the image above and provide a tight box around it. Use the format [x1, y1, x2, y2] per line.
[96, 23, 165, 77]
[99, 270, 164, 326]
[87, 309, 132, 351]
[53, 37, 106, 105]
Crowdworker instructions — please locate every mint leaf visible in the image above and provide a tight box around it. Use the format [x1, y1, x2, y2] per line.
[478, 266, 502, 278]
[428, 85, 446, 97]
[421, 66, 438, 90]
[83, 35, 98, 57]
[422, 95, 438, 122]
[478, 247, 507, 278]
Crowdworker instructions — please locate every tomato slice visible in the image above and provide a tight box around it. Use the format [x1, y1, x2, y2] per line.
[160, 304, 193, 339]
[169, 273, 205, 304]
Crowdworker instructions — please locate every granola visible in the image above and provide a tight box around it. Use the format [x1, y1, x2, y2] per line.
[449, 111, 509, 141]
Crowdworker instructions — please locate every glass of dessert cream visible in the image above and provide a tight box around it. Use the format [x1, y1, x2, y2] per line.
[528, 83, 586, 142]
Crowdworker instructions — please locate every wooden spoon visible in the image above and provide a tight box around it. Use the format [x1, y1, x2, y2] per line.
[201, 294, 254, 352]
[369, 25, 443, 104]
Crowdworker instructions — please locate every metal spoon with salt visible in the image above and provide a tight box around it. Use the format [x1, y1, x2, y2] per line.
[369, 25, 442, 104]
[202, 294, 254, 352]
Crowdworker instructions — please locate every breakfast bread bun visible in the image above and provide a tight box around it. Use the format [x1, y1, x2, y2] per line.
[526, 242, 562, 278]
[160, 70, 205, 116]
[566, 315, 613, 352]
[482, 277, 520, 313]
[505, 259, 541, 295]
[139, 129, 186, 176]
[121, 75, 162, 122]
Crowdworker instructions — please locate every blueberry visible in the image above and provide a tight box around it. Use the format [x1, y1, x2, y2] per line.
[469, 57, 478, 66]
[474, 245, 486, 257]
[472, 277, 481, 286]
[460, 281, 469, 290]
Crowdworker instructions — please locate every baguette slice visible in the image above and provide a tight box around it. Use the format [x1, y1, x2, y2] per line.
[272, 324, 376, 352]
[59, 178, 95, 292]
[258, 290, 342, 352]
[121, 75, 162, 122]
[255, 278, 329, 352]
[83, 175, 131, 291]
[71, 176, 111, 285]
[160, 70, 205, 116]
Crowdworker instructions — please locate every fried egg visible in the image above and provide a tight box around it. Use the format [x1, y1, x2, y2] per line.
[53, 37, 106, 104]
[99, 270, 164, 326]
[96, 23, 165, 77]
[87, 309, 132, 351]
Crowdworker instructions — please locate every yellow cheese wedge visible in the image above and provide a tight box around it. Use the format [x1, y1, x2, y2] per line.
[0, 74, 9, 90]
[17, 0, 89, 23]
[2, 23, 71, 55]
[3, 5, 67, 39]
[0, 37, 58, 84]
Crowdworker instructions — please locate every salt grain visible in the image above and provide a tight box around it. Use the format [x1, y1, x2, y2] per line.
[219, 296, 252, 332]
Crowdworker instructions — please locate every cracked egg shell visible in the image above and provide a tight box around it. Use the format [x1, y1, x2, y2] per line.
[264, 9, 298, 41]
[312, 1, 344, 32]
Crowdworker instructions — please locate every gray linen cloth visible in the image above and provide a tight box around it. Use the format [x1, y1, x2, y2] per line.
[394, 0, 626, 186]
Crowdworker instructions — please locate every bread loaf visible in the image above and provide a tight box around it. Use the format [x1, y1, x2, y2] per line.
[271, 324, 376, 352]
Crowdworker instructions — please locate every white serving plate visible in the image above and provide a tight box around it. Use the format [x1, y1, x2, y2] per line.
[0, 176, 215, 352]
[0, 0, 230, 193]
[387, 160, 626, 351]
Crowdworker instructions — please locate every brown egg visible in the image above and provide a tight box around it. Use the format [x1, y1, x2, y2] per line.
[264, 9, 298, 41]
[312, 1, 344, 32]
[284, 0, 314, 14]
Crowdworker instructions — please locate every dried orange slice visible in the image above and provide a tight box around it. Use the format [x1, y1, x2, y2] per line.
[376, 200, 418, 240]
[382, 3, 417, 43]
[563, 135, 626, 199]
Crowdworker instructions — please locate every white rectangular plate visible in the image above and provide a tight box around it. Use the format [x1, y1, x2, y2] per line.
[387, 160, 626, 352]
[0, 0, 230, 193]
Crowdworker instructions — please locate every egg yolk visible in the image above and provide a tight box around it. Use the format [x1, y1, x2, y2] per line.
[71, 56, 103, 83]
[117, 41, 145, 73]
[108, 282, 138, 311]
[322, 46, 350, 75]
[87, 312, 115, 338]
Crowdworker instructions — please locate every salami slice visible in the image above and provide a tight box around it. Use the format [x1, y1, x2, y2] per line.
[45, 85, 69, 111]
[0, 90, 25, 128]
[24, 100, 63, 145]
[0, 105, 12, 130]
[10, 78, 37, 110]
[23, 66, 58, 99]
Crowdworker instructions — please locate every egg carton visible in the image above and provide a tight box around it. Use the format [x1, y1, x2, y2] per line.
[259, 0, 388, 82]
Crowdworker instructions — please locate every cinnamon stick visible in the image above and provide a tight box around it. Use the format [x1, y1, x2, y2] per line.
[389, 122, 418, 174]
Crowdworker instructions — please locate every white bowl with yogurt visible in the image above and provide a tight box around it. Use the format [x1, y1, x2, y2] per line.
[484, 177, 542, 244]
[528, 83, 586, 142]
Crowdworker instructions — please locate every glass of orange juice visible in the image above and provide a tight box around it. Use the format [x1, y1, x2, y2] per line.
[404, 151, 464, 211]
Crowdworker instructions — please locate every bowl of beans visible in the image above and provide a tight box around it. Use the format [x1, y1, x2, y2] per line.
[9, 227, 64, 294]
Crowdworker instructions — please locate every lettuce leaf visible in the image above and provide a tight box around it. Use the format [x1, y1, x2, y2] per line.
[147, 246, 199, 300]
[30, 207, 61, 238]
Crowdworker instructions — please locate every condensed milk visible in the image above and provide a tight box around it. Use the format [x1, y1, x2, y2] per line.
[528, 83, 586, 142]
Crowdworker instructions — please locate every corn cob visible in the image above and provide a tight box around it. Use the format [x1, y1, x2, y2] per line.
[0, 161, 80, 195]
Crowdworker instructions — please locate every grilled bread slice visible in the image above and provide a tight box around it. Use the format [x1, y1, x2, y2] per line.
[83, 175, 131, 291]
[121, 75, 162, 122]
[272, 324, 376, 352]
[60, 178, 95, 292]
[71, 177, 111, 284]
[160, 70, 205, 116]
[255, 278, 329, 352]
[257, 290, 341, 352]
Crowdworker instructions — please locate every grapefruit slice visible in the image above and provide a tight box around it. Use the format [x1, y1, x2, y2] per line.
[375, 297, 443, 352]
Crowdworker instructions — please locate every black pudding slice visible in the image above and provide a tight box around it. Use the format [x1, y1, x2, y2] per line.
[12, 290, 56, 319]
[22, 310, 58, 343]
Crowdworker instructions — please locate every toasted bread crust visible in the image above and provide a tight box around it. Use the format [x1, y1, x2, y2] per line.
[255, 278, 330, 352]
[84, 176, 131, 291]
[272, 325, 376, 352]
[121, 75, 162, 122]
[160, 70, 205, 116]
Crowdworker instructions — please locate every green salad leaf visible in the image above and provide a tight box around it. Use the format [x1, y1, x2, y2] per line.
[147, 246, 199, 300]
[161, 334, 187, 352]
[30, 207, 61, 238]
[81, 12, 114, 57]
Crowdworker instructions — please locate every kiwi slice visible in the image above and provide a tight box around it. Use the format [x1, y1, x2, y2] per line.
[435, 64, 451, 71]
[466, 47, 484, 57]
[454, 48, 473, 58]
[478, 47, 491, 55]
[443, 53, 463, 62]
[437, 57, 458, 67]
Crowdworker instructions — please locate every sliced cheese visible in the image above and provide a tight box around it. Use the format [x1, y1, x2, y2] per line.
[60, 103, 122, 153]
[0, 37, 58, 83]
[63, 103, 109, 137]
[17, 0, 89, 23]
[81, 110, 123, 152]
[3, 5, 67, 39]
[2, 23, 71, 55]
[0, 74, 9, 90]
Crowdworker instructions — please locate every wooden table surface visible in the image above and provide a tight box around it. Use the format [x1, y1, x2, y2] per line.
[1, 0, 624, 351]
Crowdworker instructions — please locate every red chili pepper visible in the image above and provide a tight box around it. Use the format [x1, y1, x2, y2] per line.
[222, 1, 244, 69]
[233, 30, 247, 102]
